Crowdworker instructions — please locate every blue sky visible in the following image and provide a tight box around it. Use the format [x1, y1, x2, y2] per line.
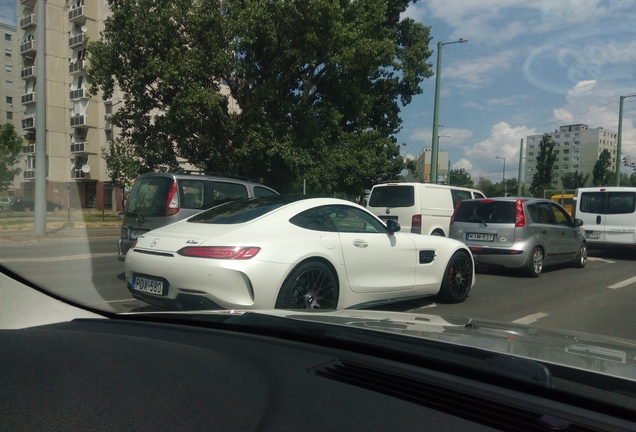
[0, 0, 15, 26]
[399, 0, 636, 183]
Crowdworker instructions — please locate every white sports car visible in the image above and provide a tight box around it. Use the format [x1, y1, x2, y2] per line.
[124, 196, 475, 310]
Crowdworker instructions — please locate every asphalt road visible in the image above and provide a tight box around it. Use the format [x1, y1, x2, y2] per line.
[1, 230, 635, 340]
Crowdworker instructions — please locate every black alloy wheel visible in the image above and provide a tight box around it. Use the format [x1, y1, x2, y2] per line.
[276, 261, 339, 309]
[437, 251, 473, 303]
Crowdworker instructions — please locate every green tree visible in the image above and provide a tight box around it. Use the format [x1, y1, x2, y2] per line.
[448, 168, 473, 188]
[529, 134, 556, 197]
[87, 0, 433, 195]
[0, 123, 22, 191]
[629, 172, 636, 186]
[592, 149, 614, 186]
[560, 170, 589, 189]
[476, 177, 493, 195]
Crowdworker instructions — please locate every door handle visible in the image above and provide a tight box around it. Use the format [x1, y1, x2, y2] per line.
[352, 239, 368, 248]
[596, 215, 601, 225]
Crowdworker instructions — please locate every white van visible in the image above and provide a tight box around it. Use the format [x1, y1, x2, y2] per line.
[366, 182, 486, 236]
[574, 186, 636, 249]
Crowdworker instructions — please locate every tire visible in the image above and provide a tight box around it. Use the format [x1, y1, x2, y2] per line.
[275, 261, 339, 309]
[437, 251, 473, 303]
[431, 230, 445, 237]
[525, 246, 543, 278]
[574, 242, 587, 268]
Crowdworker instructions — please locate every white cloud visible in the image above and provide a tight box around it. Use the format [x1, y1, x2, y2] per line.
[408, 127, 473, 148]
[452, 159, 473, 170]
[443, 50, 521, 89]
[462, 122, 535, 181]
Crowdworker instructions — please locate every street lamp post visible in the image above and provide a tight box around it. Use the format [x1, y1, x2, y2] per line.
[430, 38, 468, 184]
[616, 94, 636, 186]
[496, 156, 506, 196]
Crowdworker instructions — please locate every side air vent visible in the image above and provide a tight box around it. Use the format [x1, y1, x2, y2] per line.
[419, 250, 436, 264]
[308, 360, 600, 432]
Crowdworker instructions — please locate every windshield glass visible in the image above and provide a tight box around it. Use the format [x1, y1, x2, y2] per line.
[2, 0, 636, 392]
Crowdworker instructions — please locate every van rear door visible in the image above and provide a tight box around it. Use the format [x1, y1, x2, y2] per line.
[578, 190, 636, 245]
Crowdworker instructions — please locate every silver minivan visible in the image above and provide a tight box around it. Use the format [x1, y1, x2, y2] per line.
[118, 171, 278, 261]
[449, 197, 587, 277]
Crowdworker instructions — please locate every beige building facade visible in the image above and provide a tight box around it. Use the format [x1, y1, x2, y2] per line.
[415, 147, 449, 183]
[524, 124, 617, 190]
[15, 0, 122, 210]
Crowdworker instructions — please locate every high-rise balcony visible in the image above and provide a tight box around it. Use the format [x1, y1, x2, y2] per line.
[20, 14, 35, 29]
[69, 33, 85, 48]
[71, 169, 86, 180]
[21, 92, 36, 105]
[69, 5, 85, 22]
[22, 117, 36, 130]
[20, 40, 36, 57]
[70, 115, 86, 128]
[20, 0, 36, 8]
[21, 66, 36, 80]
[23, 170, 35, 179]
[23, 144, 35, 154]
[70, 88, 85, 100]
[69, 60, 85, 75]
[70, 142, 87, 153]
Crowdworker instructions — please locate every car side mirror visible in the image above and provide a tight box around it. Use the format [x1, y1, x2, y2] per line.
[572, 218, 583, 227]
[385, 219, 401, 234]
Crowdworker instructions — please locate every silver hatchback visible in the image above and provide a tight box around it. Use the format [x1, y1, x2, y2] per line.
[449, 197, 587, 277]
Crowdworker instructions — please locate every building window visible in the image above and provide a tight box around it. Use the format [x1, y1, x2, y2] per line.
[573, 164, 579, 169]
[563, 157, 569, 161]
[105, 129, 113, 142]
[4, 49, 11, 57]
[555, 134, 560, 138]
[575, 133, 580, 137]
[528, 152, 534, 156]
[6, 96, 12, 104]
[564, 141, 569, 145]
[6, 111, 12, 120]
[554, 150, 559, 154]
[565, 133, 570, 137]
[4, 65, 11, 73]
[529, 144, 534, 148]
[5, 80, 12, 89]
[4, 34, 10, 41]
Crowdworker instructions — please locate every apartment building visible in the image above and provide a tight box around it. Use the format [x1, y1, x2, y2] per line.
[1, 20, 22, 196]
[415, 147, 449, 183]
[16, 0, 122, 210]
[524, 124, 617, 189]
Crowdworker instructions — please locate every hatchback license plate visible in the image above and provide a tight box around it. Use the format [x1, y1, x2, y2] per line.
[467, 233, 494, 241]
[585, 232, 601, 239]
[133, 275, 166, 296]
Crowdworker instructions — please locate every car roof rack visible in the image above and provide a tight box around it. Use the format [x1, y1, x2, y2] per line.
[175, 170, 262, 184]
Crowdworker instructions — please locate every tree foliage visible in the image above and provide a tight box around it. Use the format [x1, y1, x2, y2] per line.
[87, 0, 433, 194]
[560, 170, 589, 189]
[529, 134, 556, 197]
[448, 168, 473, 188]
[0, 123, 22, 191]
[592, 149, 615, 186]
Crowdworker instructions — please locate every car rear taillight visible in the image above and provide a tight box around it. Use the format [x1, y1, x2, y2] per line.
[450, 200, 462, 225]
[411, 214, 422, 234]
[165, 180, 180, 216]
[515, 199, 526, 227]
[177, 246, 261, 259]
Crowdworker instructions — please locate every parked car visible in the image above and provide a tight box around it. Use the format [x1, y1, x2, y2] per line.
[366, 182, 486, 237]
[125, 195, 475, 310]
[449, 197, 587, 277]
[574, 186, 636, 250]
[118, 170, 279, 261]
[11, 196, 62, 213]
[0, 197, 14, 212]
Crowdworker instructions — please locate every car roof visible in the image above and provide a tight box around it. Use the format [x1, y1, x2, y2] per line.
[135, 170, 265, 185]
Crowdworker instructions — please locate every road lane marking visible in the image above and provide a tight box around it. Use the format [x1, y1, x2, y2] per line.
[587, 257, 615, 264]
[0, 252, 118, 263]
[608, 276, 636, 289]
[511, 312, 549, 325]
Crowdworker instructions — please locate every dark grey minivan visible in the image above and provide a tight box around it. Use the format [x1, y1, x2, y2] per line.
[117, 171, 278, 261]
[449, 197, 587, 277]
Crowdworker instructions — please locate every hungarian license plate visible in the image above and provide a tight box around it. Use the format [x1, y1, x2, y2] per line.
[467, 233, 494, 241]
[585, 232, 601, 239]
[132, 275, 166, 296]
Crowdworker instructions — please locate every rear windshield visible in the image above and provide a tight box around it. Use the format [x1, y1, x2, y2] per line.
[368, 185, 414, 208]
[454, 200, 517, 224]
[188, 195, 307, 224]
[125, 176, 173, 218]
[579, 191, 636, 215]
